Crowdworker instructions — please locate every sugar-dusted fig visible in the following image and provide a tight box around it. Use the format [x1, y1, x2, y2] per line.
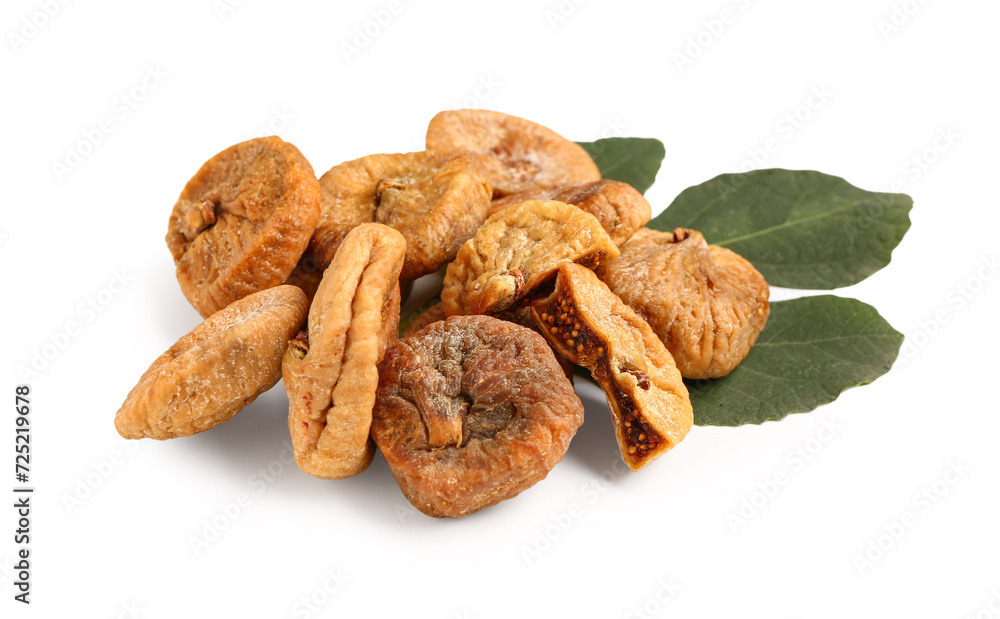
[401, 301, 447, 339]
[426, 109, 600, 197]
[489, 180, 651, 246]
[597, 228, 769, 379]
[441, 200, 619, 316]
[283, 223, 406, 479]
[310, 151, 492, 282]
[372, 315, 584, 517]
[166, 137, 321, 318]
[115, 286, 309, 440]
[531, 264, 693, 471]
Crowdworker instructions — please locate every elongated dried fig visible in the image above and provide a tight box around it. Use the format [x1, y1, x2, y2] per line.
[372, 315, 584, 517]
[426, 109, 600, 197]
[115, 286, 308, 440]
[531, 264, 692, 471]
[442, 200, 618, 316]
[166, 137, 321, 317]
[490, 180, 651, 246]
[310, 151, 492, 281]
[597, 228, 769, 379]
[283, 223, 406, 479]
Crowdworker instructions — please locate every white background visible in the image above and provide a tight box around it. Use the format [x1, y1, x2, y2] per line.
[3, 1, 999, 617]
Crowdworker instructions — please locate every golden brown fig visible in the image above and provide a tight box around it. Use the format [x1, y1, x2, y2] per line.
[115, 286, 309, 440]
[166, 137, 321, 318]
[372, 315, 584, 517]
[441, 200, 618, 316]
[597, 228, 769, 379]
[489, 180, 651, 246]
[283, 223, 406, 479]
[531, 264, 693, 471]
[426, 109, 600, 197]
[310, 151, 492, 281]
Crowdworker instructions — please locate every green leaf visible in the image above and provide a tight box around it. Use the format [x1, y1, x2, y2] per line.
[650, 169, 912, 289]
[398, 295, 440, 338]
[576, 138, 665, 194]
[689, 295, 903, 426]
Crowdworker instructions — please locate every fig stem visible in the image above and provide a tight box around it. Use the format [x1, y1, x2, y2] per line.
[288, 331, 310, 360]
[475, 269, 525, 314]
[185, 199, 217, 234]
[375, 178, 406, 205]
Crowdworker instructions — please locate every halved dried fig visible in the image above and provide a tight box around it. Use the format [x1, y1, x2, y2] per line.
[441, 200, 619, 316]
[115, 285, 308, 440]
[166, 137, 321, 317]
[372, 315, 584, 517]
[283, 223, 406, 479]
[310, 151, 492, 281]
[596, 228, 769, 379]
[489, 180, 651, 246]
[426, 109, 600, 197]
[531, 263, 693, 471]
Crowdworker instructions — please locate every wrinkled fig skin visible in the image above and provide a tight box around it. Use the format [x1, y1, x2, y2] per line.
[442, 200, 619, 317]
[166, 137, 321, 318]
[310, 151, 492, 282]
[597, 228, 770, 379]
[489, 180, 652, 246]
[531, 264, 693, 471]
[403, 300, 575, 381]
[283, 224, 406, 479]
[426, 109, 600, 197]
[115, 286, 309, 440]
[372, 315, 584, 518]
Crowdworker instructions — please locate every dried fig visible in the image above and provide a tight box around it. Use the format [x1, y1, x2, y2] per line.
[372, 315, 584, 517]
[489, 180, 651, 246]
[402, 300, 575, 380]
[531, 264, 693, 471]
[166, 137, 321, 317]
[310, 151, 492, 281]
[283, 223, 406, 479]
[441, 200, 619, 316]
[115, 285, 308, 440]
[596, 228, 769, 379]
[426, 109, 600, 197]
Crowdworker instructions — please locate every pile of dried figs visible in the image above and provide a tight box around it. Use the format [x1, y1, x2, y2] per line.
[115, 109, 772, 518]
